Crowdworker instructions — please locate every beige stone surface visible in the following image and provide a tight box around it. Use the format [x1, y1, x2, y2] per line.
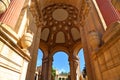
[0, 0, 120, 80]
[0, 66, 20, 80]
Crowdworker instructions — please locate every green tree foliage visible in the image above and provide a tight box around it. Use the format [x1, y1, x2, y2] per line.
[52, 67, 56, 80]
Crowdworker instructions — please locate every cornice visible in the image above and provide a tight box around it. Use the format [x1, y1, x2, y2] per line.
[0, 27, 31, 61]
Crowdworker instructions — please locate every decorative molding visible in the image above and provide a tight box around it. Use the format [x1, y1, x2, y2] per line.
[79, 0, 91, 27]
[0, 22, 19, 43]
[0, 54, 21, 73]
[41, 3, 80, 47]
[0, 27, 31, 61]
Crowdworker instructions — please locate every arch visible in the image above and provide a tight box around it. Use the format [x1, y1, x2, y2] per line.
[72, 41, 82, 56]
[52, 51, 70, 76]
[50, 45, 70, 57]
[39, 41, 49, 58]
[36, 49, 43, 66]
[78, 49, 85, 72]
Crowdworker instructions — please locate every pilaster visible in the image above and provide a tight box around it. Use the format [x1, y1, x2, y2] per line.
[26, 27, 42, 80]
[96, 0, 120, 26]
[0, 0, 25, 28]
[79, 26, 94, 80]
[42, 57, 49, 80]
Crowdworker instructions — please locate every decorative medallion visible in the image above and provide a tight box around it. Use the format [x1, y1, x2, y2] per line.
[42, 3, 79, 27]
[41, 3, 81, 46]
[52, 9, 68, 21]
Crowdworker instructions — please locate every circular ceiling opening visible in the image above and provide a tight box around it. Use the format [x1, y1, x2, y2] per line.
[52, 9, 68, 21]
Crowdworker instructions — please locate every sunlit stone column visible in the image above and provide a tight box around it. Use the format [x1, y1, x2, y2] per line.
[96, 0, 120, 26]
[73, 56, 81, 80]
[69, 55, 80, 80]
[0, 0, 25, 28]
[26, 27, 42, 80]
[79, 26, 94, 80]
[69, 56, 74, 80]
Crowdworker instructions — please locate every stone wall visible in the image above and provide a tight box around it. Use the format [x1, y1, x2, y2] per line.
[0, 27, 30, 80]
[91, 22, 120, 80]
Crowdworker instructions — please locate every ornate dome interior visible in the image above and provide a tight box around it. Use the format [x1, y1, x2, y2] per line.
[40, 3, 81, 49]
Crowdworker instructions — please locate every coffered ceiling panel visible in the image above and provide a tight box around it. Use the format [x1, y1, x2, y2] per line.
[40, 0, 82, 9]
[40, 3, 81, 48]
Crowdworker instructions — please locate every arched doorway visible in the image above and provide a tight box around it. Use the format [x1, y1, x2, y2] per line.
[78, 49, 87, 80]
[52, 51, 70, 80]
[35, 49, 43, 80]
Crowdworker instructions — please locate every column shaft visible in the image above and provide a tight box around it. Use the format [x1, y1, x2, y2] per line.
[69, 58, 74, 80]
[48, 57, 53, 80]
[26, 27, 42, 80]
[0, 0, 25, 28]
[96, 0, 120, 26]
[42, 58, 49, 80]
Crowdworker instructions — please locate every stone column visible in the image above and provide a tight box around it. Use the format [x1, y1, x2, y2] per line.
[69, 55, 80, 80]
[96, 0, 120, 26]
[79, 26, 94, 80]
[41, 57, 49, 80]
[0, 0, 25, 28]
[69, 56, 74, 80]
[73, 56, 81, 80]
[26, 27, 42, 80]
[48, 56, 53, 80]
[41, 55, 52, 80]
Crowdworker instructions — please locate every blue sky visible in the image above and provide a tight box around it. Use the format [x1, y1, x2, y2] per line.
[36, 49, 85, 73]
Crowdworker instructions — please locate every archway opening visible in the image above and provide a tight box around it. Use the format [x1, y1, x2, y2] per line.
[52, 51, 70, 80]
[78, 48, 87, 79]
[35, 49, 43, 80]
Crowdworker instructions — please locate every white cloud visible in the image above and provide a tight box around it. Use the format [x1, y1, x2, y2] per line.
[59, 68, 66, 73]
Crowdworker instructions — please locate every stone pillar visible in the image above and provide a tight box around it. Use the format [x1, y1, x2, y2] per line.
[73, 56, 81, 80]
[48, 56, 53, 80]
[69, 56, 74, 80]
[96, 0, 120, 26]
[41, 57, 49, 80]
[0, 0, 25, 28]
[26, 27, 42, 80]
[79, 26, 94, 80]
[41, 55, 52, 80]
[69, 55, 80, 80]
